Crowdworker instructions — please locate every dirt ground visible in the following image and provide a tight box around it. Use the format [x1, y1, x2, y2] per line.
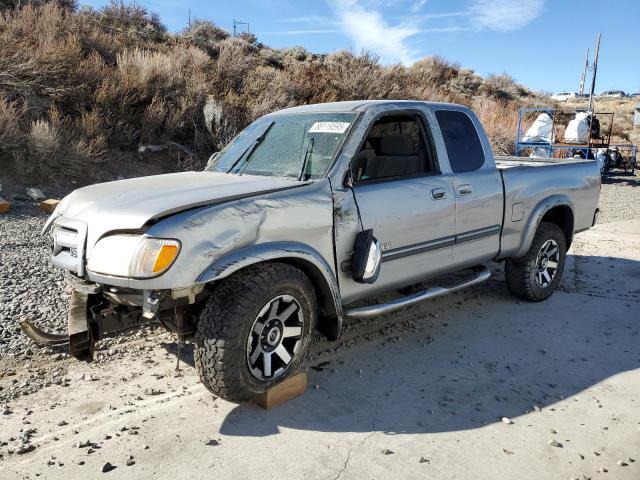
[1, 218, 638, 479]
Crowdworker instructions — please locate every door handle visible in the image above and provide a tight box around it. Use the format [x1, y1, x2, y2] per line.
[457, 184, 473, 196]
[431, 188, 447, 200]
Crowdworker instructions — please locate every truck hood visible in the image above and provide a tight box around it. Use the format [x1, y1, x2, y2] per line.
[52, 171, 303, 246]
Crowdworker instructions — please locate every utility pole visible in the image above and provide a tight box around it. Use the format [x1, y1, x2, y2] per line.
[588, 33, 601, 112]
[233, 19, 250, 37]
[579, 48, 589, 95]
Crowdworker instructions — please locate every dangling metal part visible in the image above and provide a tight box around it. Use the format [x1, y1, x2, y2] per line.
[19, 319, 68, 346]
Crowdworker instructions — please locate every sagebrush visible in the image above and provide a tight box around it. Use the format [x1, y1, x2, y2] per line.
[0, 1, 538, 185]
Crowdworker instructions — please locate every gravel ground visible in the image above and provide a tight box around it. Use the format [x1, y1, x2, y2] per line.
[0, 199, 67, 360]
[0, 173, 638, 388]
[597, 172, 640, 224]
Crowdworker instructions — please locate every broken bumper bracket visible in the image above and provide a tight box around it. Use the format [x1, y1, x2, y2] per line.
[19, 290, 96, 359]
[19, 319, 68, 346]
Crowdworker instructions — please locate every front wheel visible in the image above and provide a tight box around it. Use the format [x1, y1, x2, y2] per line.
[194, 263, 317, 402]
[505, 222, 567, 302]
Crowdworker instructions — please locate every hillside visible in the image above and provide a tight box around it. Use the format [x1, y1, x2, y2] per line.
[0, 1, 543, 187]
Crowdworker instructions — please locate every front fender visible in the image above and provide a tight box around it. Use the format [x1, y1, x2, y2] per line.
[511, 195, 574, 258]
[197, 241, 342, 320]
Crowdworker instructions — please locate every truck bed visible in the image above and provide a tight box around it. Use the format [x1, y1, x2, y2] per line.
[494, 155, 601, 259]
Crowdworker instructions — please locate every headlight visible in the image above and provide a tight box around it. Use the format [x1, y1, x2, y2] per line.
[130, 238, 181, 278]
[87, 235, 180, 278]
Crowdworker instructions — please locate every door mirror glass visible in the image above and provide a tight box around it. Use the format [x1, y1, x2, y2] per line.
[352, 229, 381, 284]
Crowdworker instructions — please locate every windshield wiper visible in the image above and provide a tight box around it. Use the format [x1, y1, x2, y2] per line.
[226, 121, 275, 174]
[297, 137, 314, 181]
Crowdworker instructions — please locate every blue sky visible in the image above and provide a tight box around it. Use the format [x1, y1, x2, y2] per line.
[82, 0, 640, 94]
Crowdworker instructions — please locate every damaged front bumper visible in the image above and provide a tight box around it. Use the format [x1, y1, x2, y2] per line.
[20, 275, 204, 359]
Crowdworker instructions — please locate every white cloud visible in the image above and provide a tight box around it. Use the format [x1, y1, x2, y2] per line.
[329, 0, 420, 65]
[411, 0, 428, 13]
[469, 0, 545, 31]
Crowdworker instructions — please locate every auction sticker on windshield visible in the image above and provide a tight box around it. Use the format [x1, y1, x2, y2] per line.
[309, 122, 350, 134]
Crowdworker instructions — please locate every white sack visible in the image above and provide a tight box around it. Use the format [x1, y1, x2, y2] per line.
[564, 112, 590, 143]
[522, 113, 553, 143]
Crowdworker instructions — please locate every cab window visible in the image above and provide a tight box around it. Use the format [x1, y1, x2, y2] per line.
[352, 114, 437, 182]
[435, 110, 485, 173]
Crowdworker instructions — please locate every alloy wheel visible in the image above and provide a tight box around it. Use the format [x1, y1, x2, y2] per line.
[246, 295, 304, 381]
[534, 239, 560, 288]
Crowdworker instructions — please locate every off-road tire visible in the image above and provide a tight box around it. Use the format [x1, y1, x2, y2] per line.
[194, 263, 317, 402]
[505, 222, 566, 302]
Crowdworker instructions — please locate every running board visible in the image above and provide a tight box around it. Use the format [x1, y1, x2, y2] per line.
[343, 265, 491, 319]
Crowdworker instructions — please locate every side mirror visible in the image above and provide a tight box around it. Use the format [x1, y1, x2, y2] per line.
[351, 229, 381, 284]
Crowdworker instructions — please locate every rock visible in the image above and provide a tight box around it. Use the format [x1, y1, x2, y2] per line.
[203, 437, 220, 446]
[26, 188, 46, 201]
[0, 197, 10, 214]
[419, 456, 430, 463]
[125, 455, 135, 466]
[143, 388, 163, 396]
[57, 420, 68, 426]
[77, 439, 92, 448]
[381, 449, 394, 455]
[501, 417, 513, 424]
[39, 199, 60, 214]
[548, 440, 563, 448]
[16, 443, 35, 454]
[617, 460, 628, 466]
[533, 404, 541, 412]
[102, 462, 116, 473]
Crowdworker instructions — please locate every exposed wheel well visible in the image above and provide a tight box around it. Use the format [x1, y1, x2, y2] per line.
[541, 205, 574, 250]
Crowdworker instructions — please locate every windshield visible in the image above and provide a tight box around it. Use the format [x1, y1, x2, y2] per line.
[206, 112, 356, 179]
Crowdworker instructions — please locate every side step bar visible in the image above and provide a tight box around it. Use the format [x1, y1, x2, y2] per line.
[343, 265, 491, 319]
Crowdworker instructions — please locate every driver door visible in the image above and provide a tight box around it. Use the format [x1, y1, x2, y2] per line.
[337, 111, 455, 304]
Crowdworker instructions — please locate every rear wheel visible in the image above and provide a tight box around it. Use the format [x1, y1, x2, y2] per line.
[505, 222, 566, 302]
[194, 263, 316, 402]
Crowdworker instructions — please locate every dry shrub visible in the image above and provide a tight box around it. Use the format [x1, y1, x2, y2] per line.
[473, 96, 519, 155]
[181, 19, 229, 58]
[481, 73, 530, 101]
[0, 97, 26, 151]
[0, 2, 540, 185]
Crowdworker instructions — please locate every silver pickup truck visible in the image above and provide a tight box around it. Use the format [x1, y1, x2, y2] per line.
[22, 100, 601, 401]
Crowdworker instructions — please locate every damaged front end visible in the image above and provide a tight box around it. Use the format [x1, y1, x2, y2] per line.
[20, 275, 204, 360]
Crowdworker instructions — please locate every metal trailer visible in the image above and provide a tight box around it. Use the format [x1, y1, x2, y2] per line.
[515, 107, 614, 160]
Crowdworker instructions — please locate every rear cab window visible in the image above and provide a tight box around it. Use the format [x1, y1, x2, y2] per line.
[435, 110, 485, 173]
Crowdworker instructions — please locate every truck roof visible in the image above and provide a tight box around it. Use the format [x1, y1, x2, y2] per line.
[269, 100, 464, 115]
